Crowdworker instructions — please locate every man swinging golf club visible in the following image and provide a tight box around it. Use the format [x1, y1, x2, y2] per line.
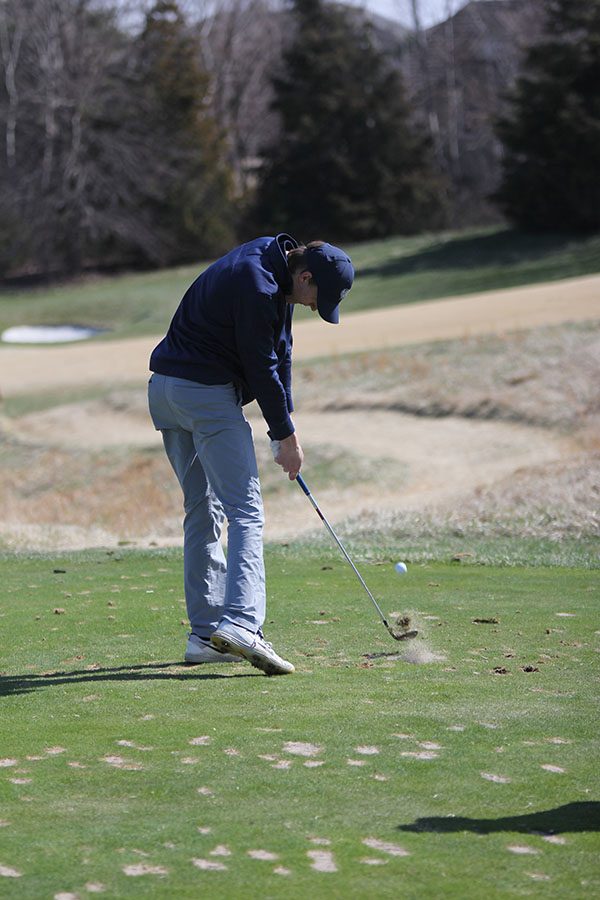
[148, 234, 354, 675]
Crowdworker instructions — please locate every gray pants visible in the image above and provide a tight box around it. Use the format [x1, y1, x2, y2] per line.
[148, 374, 266, 637]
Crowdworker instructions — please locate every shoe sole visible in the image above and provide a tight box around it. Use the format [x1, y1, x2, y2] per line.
[211, 633, 294, 676]
[184, 654, 241, 664]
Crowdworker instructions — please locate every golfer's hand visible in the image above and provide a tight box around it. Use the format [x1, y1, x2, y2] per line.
[274, 433, 304, 480]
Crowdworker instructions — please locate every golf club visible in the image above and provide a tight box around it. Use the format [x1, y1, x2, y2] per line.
[295, 473, 417, 642]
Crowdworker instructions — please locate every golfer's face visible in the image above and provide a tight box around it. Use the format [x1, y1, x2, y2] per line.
[289, 270, 318, 311]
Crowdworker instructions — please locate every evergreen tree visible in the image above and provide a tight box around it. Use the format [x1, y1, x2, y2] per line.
[252, 0, 442, 241]
[495, 0, 600, 232]
[135, 1, 236, 262]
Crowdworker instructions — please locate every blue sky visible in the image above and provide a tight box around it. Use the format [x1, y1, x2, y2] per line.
[351, 0, 470, 27]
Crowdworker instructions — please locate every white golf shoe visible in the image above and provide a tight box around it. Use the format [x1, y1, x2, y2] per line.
[210, 623, 294, 676]
[184, 633, 242, 664]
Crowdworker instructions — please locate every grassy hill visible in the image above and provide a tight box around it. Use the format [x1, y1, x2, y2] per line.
[1, 227, 599, 341]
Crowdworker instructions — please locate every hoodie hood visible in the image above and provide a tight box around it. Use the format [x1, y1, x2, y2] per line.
[263, 233, 300, 296]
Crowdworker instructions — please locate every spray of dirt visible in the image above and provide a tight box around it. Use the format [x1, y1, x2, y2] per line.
[390, 611, 446, 664]
[399, 644, 446, 664]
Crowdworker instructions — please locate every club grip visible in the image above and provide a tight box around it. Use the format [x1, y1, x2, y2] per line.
[295, 473, 311, 496]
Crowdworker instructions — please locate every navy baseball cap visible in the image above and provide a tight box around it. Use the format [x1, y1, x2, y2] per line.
[305, 243, 354, 324]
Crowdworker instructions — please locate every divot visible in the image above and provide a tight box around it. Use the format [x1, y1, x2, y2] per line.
[481, 772, 511, 783]
[360, 858, 388, 866]
[192, 859, 227, 871]
[84, 884, 106, 893]
[507, 845, 539, 855]
[0, 864, 22, 877]
[304, 760, 325, 768]
[248, 850, 279, 861]
[542, 835, 567, 845]
[101, 756, 142, 770]
[541, 764, 565, 773]
[0, 760, 17, 768]
[355, 746, 379, 755]
[307, 850, 337, 872]
[528, 873, 551, 881]
[401, 751, 438, 760]
[209, 845, 231, 857]
[45, 747, 66, 755]
[116, 740, 153, 751]
[362, 838, 409, 857]
[123, 864, 169, 876]
[447, 725, 465, 731]
[418, 741, 442, 750]
[273, 866, 291, 876]
[189, 736, 211, 746]
[272, 760, 292, 770]
[54, 893, 78, 900]
[283, 742, 322, 757]
[308, 838, 331, 846]
[197, 786, 214, 796]
[347, 759, 367, 766]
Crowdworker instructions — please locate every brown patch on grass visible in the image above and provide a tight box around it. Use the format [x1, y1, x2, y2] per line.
[248, 850, 279, 861]
[401, 751, 439, 760]
[283, 742, 322, 757]
[362, 838, 409, 857]
[507, 845, 539, 855]
[307, 850, 337, 872]
[192, 859, 226, 871]
[0, 864, 22, 877]
[123, 864, 168, 876]
[102, 756, 143, 771]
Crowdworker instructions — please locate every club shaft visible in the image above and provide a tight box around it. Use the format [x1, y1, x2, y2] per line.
[295, 474, 388, 624]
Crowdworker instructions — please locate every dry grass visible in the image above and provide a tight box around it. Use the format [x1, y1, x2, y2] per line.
[0, 322, 598, 556]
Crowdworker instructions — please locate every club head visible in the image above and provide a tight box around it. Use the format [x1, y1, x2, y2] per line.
[386, 625, 419, 642]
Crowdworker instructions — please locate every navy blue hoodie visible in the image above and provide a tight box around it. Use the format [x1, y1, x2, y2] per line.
[149, 234, 299, 440]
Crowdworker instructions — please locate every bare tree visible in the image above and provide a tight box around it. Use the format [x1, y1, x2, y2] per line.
[0, 0, 26, 168]
[193, 0, 282, 194]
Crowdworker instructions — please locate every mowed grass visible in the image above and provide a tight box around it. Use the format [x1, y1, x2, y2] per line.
[1, 550, 599, 898]
[1, 227, 599, 340]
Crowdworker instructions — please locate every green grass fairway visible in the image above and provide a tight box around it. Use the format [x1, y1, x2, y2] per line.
[1, 551, 599, 898]
[1, 228, 599, 340]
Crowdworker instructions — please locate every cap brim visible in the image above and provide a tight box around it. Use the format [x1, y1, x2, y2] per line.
[317, 295, 340, 324]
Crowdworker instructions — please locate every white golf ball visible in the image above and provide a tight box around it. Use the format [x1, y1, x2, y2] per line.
[395, 561, 408, 575]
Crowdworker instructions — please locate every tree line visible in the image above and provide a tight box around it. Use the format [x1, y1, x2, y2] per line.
[0, 0, 598, 280]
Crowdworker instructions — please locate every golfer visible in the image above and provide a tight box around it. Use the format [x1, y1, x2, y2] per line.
[148, 234, 354, 675]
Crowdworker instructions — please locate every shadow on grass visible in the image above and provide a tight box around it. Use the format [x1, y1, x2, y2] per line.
[359, 230, 578, 280]
[398, 802, 600, 835]
[0, 661, 258, 697]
